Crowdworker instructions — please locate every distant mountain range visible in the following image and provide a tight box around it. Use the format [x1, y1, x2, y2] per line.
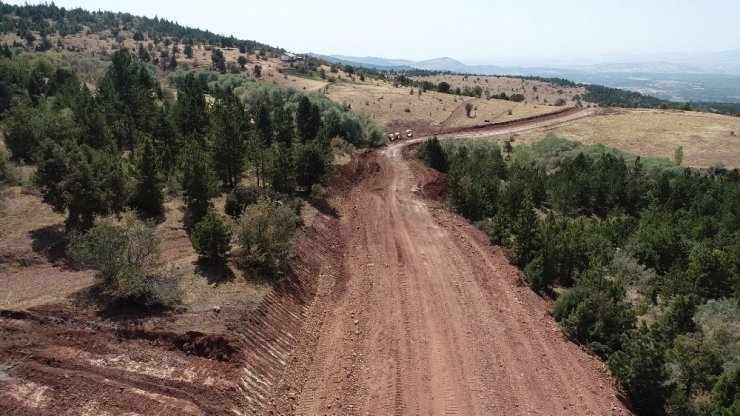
[309, 51, 740, 103]
[311, 51, 740, 76]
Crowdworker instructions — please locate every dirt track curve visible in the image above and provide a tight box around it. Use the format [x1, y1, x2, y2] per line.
[265, 107, 631, 415]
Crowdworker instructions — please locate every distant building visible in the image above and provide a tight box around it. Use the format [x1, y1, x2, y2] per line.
[280, 53, 296, 62]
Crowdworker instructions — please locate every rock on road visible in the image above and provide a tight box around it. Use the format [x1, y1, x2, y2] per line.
[265, 107, 632, 415]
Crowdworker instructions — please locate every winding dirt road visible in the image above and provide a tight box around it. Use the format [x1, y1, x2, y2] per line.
[266, 106, 631, 415]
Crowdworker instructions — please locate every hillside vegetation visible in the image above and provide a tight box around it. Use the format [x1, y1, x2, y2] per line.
[0, 34, 384, 306]
[418, 135, 740, 415]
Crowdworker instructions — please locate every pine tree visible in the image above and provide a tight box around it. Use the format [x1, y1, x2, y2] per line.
[512, 193, 540, 267]
[133, 138, 164, 216]
[211, 88, 247, 187]
[178, 138, 219, 223]
[190, 211, 232, 263]
[35, 139, 130, 230]
[96, 49, 158, 152]
[267, 143, 296, 195]
[174, 72, 208, 139]
[296, 95, 321, 142]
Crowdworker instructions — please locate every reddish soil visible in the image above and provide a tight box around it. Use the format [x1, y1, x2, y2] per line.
[1, 108, 630, 415]
[263, 109, 631, 415]
[0, 218, 343, 415]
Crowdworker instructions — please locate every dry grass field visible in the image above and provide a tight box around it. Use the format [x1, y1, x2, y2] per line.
[324, 76, 569, 135]
[410, 74, 588, 105]
[484, 109, 740, 168]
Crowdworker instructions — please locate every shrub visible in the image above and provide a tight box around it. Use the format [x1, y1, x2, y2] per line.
[309, 183, 328, 203]
[236, 200, 297, 275]
[190, 211, 232, 263]
[552, 270, 635, 355]
[68, 213, 180, 308]
[510, 94, 525, 102]
[224, 184, 302, 219]
[607, 327, 667, 414]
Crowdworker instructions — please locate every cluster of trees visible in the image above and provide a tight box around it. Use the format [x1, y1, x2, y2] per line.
[585, 84, 740, 115]
[1, 46, 384, 306]
[418, 135, 740, 415]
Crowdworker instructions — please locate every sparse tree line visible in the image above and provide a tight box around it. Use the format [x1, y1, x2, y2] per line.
[418, 135, 740, 415]
[0, 46, 384, 309]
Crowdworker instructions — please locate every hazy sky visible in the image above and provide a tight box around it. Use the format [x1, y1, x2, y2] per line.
[11, 0, 740, 64]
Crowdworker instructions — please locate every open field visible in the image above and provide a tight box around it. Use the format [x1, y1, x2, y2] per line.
[324, 77, 571, 136]
[410, 74, 588, 105]
[482, 109, 740, 168]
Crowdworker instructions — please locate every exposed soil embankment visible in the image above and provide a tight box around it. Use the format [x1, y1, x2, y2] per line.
[0, 210, 344, 415]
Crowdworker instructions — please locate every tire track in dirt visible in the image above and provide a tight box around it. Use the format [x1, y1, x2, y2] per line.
[264, 107, 632, 415]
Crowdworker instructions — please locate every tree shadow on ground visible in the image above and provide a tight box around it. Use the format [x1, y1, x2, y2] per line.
[310, 198, 339, 218]
[70, 285, 181, 321]
[195, 260, 236, 286]
[28, 224, 70, 266]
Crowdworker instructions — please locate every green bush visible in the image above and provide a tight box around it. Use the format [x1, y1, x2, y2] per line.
[68, 213, 180, 308]
[225, 184, 262, 218]
[552, 270, 635, 355]
[309, 183, 328, 203]
[236, 199, 297, 275]
[607, 327, 667, 414]
[190, 211, 232, 263]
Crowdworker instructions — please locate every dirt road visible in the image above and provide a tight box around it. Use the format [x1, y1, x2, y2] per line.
[266, 106, 631, 415]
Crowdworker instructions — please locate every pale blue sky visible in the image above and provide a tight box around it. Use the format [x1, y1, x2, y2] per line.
[10, 1, 740, 64]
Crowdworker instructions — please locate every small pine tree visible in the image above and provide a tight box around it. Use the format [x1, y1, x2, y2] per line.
[178, 138, 219, 223]
[512, 194, 539, 267]
[190, 211, 232, 263]
[465, 102, 473, 117]
[133, 138, 164, 217]
[674, 146, 684, 166]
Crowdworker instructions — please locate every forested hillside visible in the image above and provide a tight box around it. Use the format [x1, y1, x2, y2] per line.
[0, 1, 281, 53]
[418, 135, 740, 415]
[0, 32, 384, 305]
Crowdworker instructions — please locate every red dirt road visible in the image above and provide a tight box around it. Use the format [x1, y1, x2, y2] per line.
[266, 107, 631, 415]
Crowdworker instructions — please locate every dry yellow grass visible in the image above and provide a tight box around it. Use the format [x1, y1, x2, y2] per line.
[0, 186, 66, 269]
[410, 74, 587, 106]
[324, 77, 567, 134]
[493, 109, 740, 168]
